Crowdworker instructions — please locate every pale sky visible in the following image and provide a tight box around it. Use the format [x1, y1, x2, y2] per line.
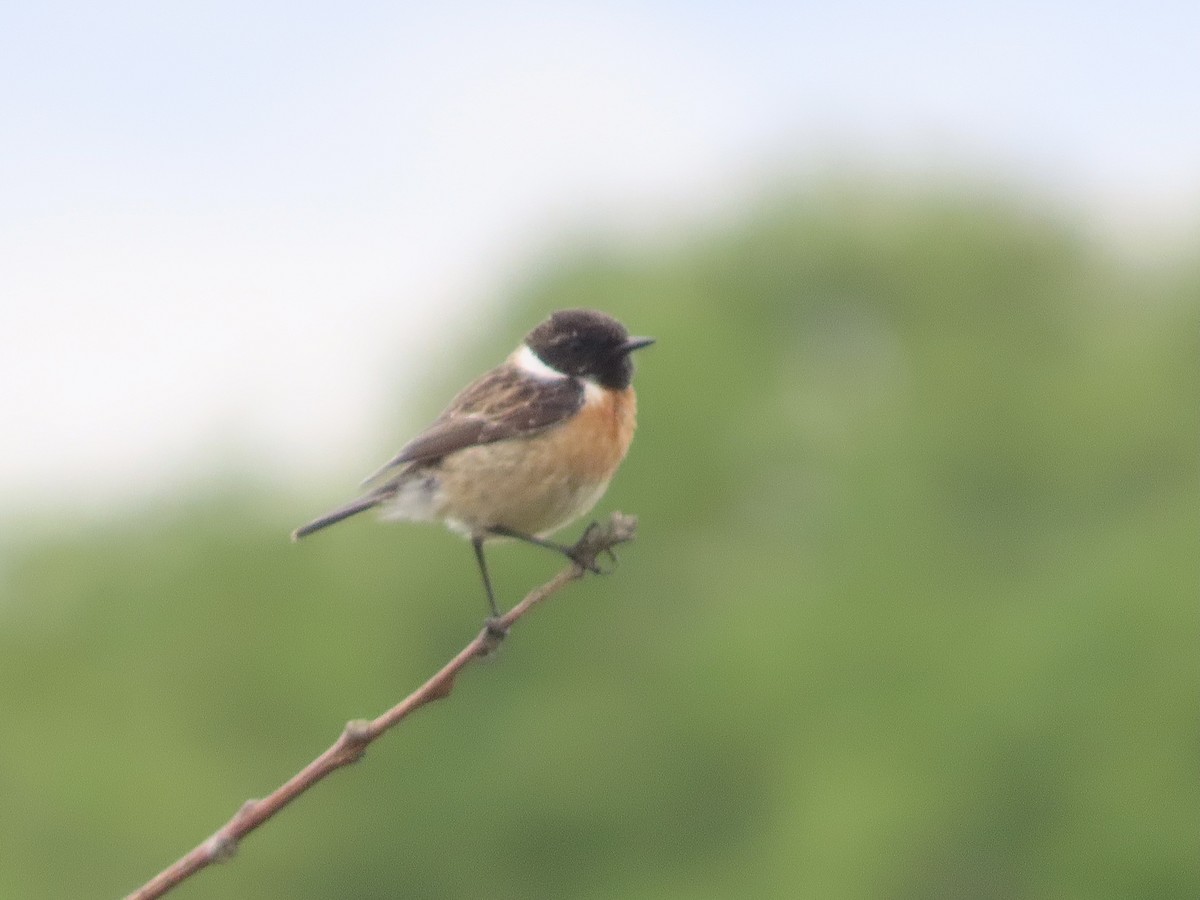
[3, 1, 1198, 514]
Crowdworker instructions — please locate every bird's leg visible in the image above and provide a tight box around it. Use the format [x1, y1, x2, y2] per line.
[471, 535, 507, 640]
[486, 524, 609, 574]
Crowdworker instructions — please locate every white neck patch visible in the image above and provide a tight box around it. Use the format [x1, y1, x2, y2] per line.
[513, 343, 568, 380]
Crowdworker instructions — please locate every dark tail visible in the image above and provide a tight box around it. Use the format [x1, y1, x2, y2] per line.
[291, 492, 384, 541]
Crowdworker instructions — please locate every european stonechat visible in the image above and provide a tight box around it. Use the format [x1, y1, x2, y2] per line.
[292, 308, 654, 624]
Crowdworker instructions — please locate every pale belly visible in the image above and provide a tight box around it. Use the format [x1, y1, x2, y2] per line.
[431, 438, 613, 537]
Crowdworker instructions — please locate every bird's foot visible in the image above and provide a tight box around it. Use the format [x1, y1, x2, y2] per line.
[567, 513, 638, 575]
[479, 616, 508, 656]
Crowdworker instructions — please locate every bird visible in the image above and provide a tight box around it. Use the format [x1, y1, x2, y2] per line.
[291, 308, 654, 629]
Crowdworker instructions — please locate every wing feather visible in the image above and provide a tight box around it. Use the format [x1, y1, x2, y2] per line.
[361, 365, 583, 485]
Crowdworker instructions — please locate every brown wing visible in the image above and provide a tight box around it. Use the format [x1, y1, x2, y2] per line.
[361, 364, 583, 485]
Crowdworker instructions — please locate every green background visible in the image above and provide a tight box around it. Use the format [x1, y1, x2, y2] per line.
[2, 179, 1196, 899]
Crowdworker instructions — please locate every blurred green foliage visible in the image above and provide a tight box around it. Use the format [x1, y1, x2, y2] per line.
[2, 182, 1196, 899]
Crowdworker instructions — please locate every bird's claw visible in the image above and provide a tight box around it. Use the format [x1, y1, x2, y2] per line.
[480, 616, 508, 656]
[567, 514, 637, 575]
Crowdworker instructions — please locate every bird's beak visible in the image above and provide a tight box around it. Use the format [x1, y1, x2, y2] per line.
[619, 336, 655, 354]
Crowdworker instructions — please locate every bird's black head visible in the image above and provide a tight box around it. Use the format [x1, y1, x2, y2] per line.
[525, 309, 654, 390]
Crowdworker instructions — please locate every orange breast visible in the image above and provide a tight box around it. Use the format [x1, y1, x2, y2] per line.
[554, 386, 637, 480]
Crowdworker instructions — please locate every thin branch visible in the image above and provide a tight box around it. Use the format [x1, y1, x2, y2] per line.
[125, 512, 638, 900]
